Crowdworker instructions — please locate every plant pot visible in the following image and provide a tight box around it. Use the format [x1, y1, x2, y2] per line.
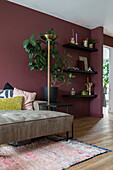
[103, 87, 107, 94]
[81, 90, 87, 95]
[103, 87, 107, 107]
[89, 44, 93, 48]
[43, 87, 58, 103]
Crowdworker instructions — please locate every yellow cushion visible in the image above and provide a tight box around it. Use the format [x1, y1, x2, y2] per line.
[0, 96, 23, 110]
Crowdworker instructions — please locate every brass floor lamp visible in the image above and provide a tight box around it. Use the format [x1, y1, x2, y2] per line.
[41, 34, 57, 106]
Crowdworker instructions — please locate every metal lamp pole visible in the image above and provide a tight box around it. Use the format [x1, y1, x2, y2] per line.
[41, 34, 57, 106]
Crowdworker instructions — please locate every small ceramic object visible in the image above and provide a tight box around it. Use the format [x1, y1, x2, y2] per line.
[83, 40, 88, 47]
[88, 67, 92, 72]
[74, 67, 79, 70]
[71, 38, 75, 44]
[71, 88, 75, 95]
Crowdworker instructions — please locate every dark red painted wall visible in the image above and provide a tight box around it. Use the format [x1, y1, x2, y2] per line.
[104, 34, 113, 47]
[0, 0, 103, 117]
[90, 27, 103, 118]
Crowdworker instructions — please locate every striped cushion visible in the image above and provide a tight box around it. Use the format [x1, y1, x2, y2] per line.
[0, 90, 13, 98]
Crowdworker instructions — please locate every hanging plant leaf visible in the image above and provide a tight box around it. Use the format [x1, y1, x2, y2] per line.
[65, 60, 70, 67]
[29, 53, 33, 59]
[35, 68, 39, 72]
[67, 80, 71, 84]
[39, 32, 43, 38]
[69, 73, 72, 78]
[53, 33, 57, 36]
[23, 40, 29, 48]
[38, 39, 46, 44]
[25, 45, 30, 53]
[57, 57, 64, 66]
[28, 61, 33, 66]
[30, 39, 37, 46]
[30, 65, 34, 71]
[51, 28, 54, 33]
[64, 49, 67, 55]
[54, 41, 59, 45]
[40, 65, 44, 70]
[67, 53, 72, 58]
[46, 30, 51, 34]
[30, 33, 35, 40]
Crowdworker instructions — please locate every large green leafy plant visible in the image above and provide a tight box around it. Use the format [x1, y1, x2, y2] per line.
[103, 59, 109, 88]
[23, 28, 74, 87]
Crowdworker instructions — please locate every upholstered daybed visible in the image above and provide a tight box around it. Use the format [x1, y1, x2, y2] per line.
[0, 110, 73, 145]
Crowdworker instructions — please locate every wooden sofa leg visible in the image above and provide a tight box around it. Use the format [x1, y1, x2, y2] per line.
[66, 131, 69, 141]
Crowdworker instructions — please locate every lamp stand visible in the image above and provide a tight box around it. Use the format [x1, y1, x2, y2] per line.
[41, 34, 57, 107]
[47, 40, 50, 105]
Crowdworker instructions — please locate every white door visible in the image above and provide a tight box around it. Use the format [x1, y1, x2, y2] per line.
[109, 47, 113, 113]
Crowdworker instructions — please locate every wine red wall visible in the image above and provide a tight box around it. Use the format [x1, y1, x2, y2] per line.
[0, 0, 103, 117]
[90, 27, 103, 118]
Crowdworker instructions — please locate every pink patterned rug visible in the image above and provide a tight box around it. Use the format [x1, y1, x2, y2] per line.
[0, 138, 111, 170]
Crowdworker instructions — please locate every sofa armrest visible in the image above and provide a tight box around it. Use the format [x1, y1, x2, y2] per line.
[33, 100, 47, 110]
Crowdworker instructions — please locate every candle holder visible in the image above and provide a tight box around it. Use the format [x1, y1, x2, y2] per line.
[75, 33, 78, 45]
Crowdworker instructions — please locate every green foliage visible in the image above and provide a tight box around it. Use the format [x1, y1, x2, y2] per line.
[103, 59, 109, 87]
[88, 39, 96, 44]
[23, 28, 74, 87]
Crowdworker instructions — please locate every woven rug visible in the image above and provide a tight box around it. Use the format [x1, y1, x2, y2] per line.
[0, 138, 111, 170]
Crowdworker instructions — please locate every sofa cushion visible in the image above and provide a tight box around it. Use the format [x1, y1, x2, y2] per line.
[0, 89, 13, 98]
[13, 88, 36, 110]
[3, 82, 14, 90]
[0, 96, 23, 110]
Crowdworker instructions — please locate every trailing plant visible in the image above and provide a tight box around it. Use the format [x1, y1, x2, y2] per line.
[88, 39, 96, 44]
[103, 59, 109, 88]
[23, 28, 74, 87]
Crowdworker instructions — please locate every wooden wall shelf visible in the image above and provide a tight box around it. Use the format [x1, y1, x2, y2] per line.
[63, 43, 98, 52]
[64, 69, 98, 74]
[62, 95, 97, 98]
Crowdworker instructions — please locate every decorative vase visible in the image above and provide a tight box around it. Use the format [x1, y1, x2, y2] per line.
[81, 90, 87, 95]
[83, 40, 88, 47]
[43, 87, 58, 103]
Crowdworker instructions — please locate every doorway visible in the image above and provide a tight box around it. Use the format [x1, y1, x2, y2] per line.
[103, 46, 109, 105]
[103, 45, 113, 115]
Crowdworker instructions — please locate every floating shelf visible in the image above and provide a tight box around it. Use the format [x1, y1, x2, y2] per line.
[63, 43, 98, 52]
[62, 94, 97, 98]
[64, 69, 98, 74]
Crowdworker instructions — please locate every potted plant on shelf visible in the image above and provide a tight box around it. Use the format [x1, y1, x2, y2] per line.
[88, 39, 96, 48]
[23, 28, 74, 103]
[103, 59, 109, 107]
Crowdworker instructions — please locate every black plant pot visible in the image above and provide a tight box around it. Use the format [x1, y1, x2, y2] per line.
[43, 87, 58, 103]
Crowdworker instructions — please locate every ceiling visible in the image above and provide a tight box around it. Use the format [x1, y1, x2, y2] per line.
[8, 0, 113, 37]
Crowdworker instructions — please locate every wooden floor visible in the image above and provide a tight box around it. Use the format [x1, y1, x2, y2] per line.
[68, 106, 113, 170]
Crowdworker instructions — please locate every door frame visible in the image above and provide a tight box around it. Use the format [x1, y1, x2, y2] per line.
[103, 45, 113, 113]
